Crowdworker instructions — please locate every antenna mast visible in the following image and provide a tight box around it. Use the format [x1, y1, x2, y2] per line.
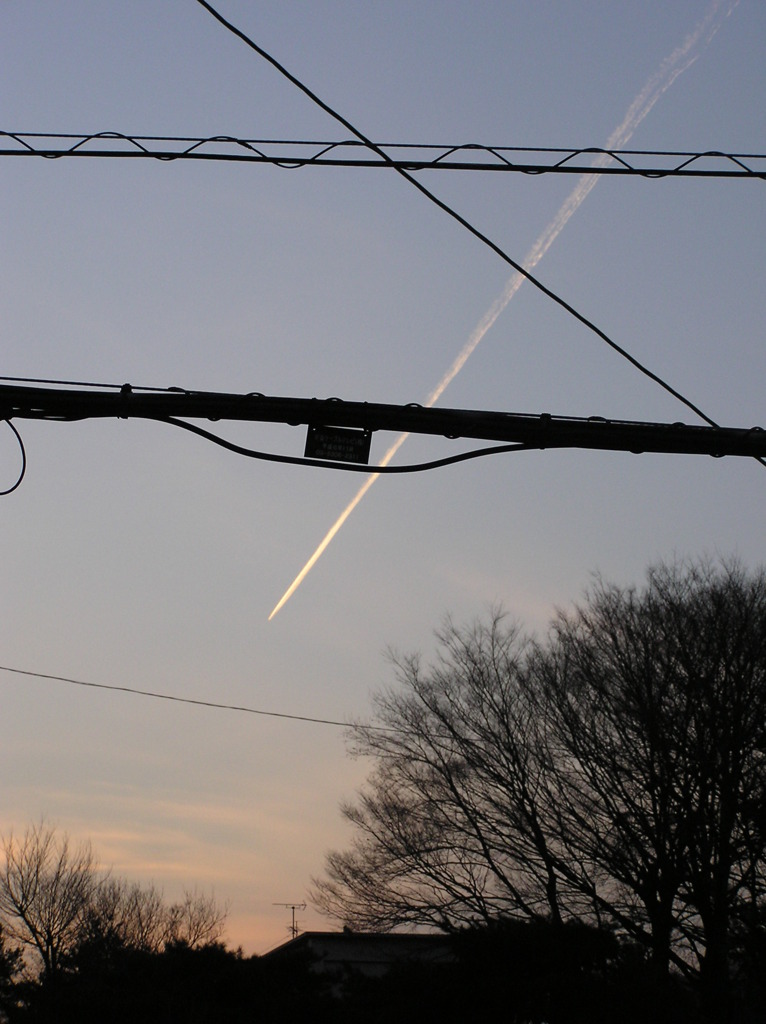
[273, 901, 306, 940]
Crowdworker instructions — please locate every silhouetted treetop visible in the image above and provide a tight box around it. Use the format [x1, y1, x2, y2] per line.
[313, 558, 766, 1019]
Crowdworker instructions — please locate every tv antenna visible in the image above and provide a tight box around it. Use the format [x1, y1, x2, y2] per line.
[274, 901, 306, 940]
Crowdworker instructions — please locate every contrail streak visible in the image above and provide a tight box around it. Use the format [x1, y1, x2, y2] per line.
[269, 0, 737, 621]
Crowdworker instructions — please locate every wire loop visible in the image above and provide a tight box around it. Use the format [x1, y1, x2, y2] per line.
[0, 420, 26, 495]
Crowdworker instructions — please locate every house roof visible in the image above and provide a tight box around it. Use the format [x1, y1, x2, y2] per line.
[263, 930, 455, 974]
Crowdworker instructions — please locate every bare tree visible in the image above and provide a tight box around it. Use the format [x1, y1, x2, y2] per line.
[539, 560, 766, 1001]
[313, 560, 766, 1009]
[0, 822, 99, 979]
[313, 612, 569, 930]
[78, 877, 168, 954]
[165, 888, 228, 948]
[1, 823, 229, 982]
[79, 879, 227, 953]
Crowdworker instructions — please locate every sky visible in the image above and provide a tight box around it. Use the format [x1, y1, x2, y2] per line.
[1, 0, 765, 953]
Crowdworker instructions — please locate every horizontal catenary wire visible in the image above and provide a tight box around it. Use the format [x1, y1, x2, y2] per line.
[0, 664, 391, 731]
[2, 131, 764, 178]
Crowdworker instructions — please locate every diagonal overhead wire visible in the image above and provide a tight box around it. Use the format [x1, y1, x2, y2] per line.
[194, 0, 763, 621]
[257, 0, 761, 618]
[194, 0, 721, 432]
[0, 663, 406, 734]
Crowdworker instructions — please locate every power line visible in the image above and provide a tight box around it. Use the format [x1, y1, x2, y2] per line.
[5, 16, 760, 469]
[191, 0, 729, 440]
[0, 664, 357, 729]
[0, 374, 183, 392]
[2, 131, 764, 178]
[3, 383, 765, 473]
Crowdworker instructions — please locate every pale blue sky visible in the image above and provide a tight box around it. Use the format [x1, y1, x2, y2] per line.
[1, 0, 764, 950]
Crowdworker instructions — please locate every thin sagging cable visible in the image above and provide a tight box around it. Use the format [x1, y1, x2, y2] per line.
[194, 0, 720, 433]
[0, 417, 26, 493]
[0, 408, 531, 500]
[0, 663, 395, 731]
[163, 416, 532, 473]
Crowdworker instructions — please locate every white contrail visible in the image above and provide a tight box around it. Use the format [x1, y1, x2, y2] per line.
[269, 0, 737, 621]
